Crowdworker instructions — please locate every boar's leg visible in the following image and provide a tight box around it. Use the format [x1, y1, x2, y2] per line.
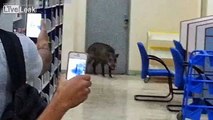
[87, 57, 93, 65]
[101, 63, 105, 77]
[109, 66, 112, 78]
[92, 62, 98, 75]
[86, 58, 92, 73]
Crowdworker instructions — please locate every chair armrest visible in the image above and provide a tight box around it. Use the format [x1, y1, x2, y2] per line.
[183, 62, 211, 80]
[148, 56, 172, 76]
[192, 66, 204, 74]
[148, 55, 165, 64]
[191, 66, 211, 80]
[183, 61, 204, 74]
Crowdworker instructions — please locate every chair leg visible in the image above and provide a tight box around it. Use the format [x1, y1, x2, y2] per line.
[173, 91, 183, 95]
[167, 104, 182, 112]
[166, 88, 183, 112]
[134, 77, 174, 102]
[134, 92, 173, 102]
[176, 111, 183, 120]
[144, 77, 150, 83]
[173, 88, 184, 95]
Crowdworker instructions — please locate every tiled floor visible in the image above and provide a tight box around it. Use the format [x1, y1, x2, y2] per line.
[62, 75, 181, 120]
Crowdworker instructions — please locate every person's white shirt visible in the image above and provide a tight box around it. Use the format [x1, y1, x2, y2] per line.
[0, 33, 42, 117]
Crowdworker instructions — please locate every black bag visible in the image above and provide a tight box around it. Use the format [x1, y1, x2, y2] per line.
[0, 29, 47, 120]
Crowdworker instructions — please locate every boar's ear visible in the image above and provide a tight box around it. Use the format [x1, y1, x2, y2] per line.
[115, 54, 119, 58]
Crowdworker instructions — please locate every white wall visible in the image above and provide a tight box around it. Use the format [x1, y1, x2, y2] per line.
[129, 0, 201, 71]
[61, 0, 87, 70]
[201, 0, 213, 16]
[206, 0, 213, 15]
[62, 0, 201, 71]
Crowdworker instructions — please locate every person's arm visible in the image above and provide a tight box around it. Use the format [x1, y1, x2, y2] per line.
[37, 75, 91, 120]
[36, 21, 52, 75]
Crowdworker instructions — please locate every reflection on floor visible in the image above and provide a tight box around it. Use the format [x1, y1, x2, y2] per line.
[62, 75, 181, 120]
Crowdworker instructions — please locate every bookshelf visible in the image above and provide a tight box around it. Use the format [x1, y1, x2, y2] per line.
[13, 0, 64, 103]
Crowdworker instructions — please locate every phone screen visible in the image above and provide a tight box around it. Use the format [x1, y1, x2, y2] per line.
[26, 13, 42, 38]
[66, 53, 87, 80]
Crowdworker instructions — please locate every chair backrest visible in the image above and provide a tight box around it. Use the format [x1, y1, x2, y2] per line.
[170, 48, 185, 88]
[173, 40, 186, 60]
[137, 42, 149, 78]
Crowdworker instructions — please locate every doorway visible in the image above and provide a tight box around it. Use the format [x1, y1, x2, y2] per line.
[86, 0, 130, 74]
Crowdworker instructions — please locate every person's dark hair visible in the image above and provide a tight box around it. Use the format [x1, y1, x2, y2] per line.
[0, 0, 9, 11]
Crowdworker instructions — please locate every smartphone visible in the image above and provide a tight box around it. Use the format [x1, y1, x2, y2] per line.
[26, 13, 42, 38]
[66, 52, 88, 80]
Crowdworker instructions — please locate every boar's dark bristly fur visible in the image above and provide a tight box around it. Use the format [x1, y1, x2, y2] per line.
[87, 42, 119, 78]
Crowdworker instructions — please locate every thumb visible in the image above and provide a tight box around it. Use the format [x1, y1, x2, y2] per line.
[57, 74, 66, 85]
[41, 19, 47, 31]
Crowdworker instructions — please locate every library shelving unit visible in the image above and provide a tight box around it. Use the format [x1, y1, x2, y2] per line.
[18, 0, 64, 103]
[182, 50, 213, 120]
[147, 31, 179, 68]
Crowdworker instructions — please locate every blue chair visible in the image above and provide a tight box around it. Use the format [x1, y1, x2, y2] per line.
[173, 40, 204, 73]
[170, 48, 185, 89]
[137, 42, 174, 82]
[168, 48, 205, 112]
[173, 40, 186, 61]
[134, 42, 174, 102]
[171, 44, 204, 88]
[166, 48, 186, 112]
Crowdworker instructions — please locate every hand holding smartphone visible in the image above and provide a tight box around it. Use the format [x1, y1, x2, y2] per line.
[66, 52, 88, 80]
[26, 13, 42, 38]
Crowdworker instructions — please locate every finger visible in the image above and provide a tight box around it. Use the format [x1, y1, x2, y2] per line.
[80, 93, 89, 102]
[79, 96, 88, 105]
[83, 81, 92, 88]
[58, 74, 66, 84]
[41, 19, 47, 31]
[79, 88, 91, 96]
[80, 80, 92, 89]
[85, 88, 91, 94]
[76, 92, 89, 104]
[74, 75, 91, 81]
[59, 74, 66, 79]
